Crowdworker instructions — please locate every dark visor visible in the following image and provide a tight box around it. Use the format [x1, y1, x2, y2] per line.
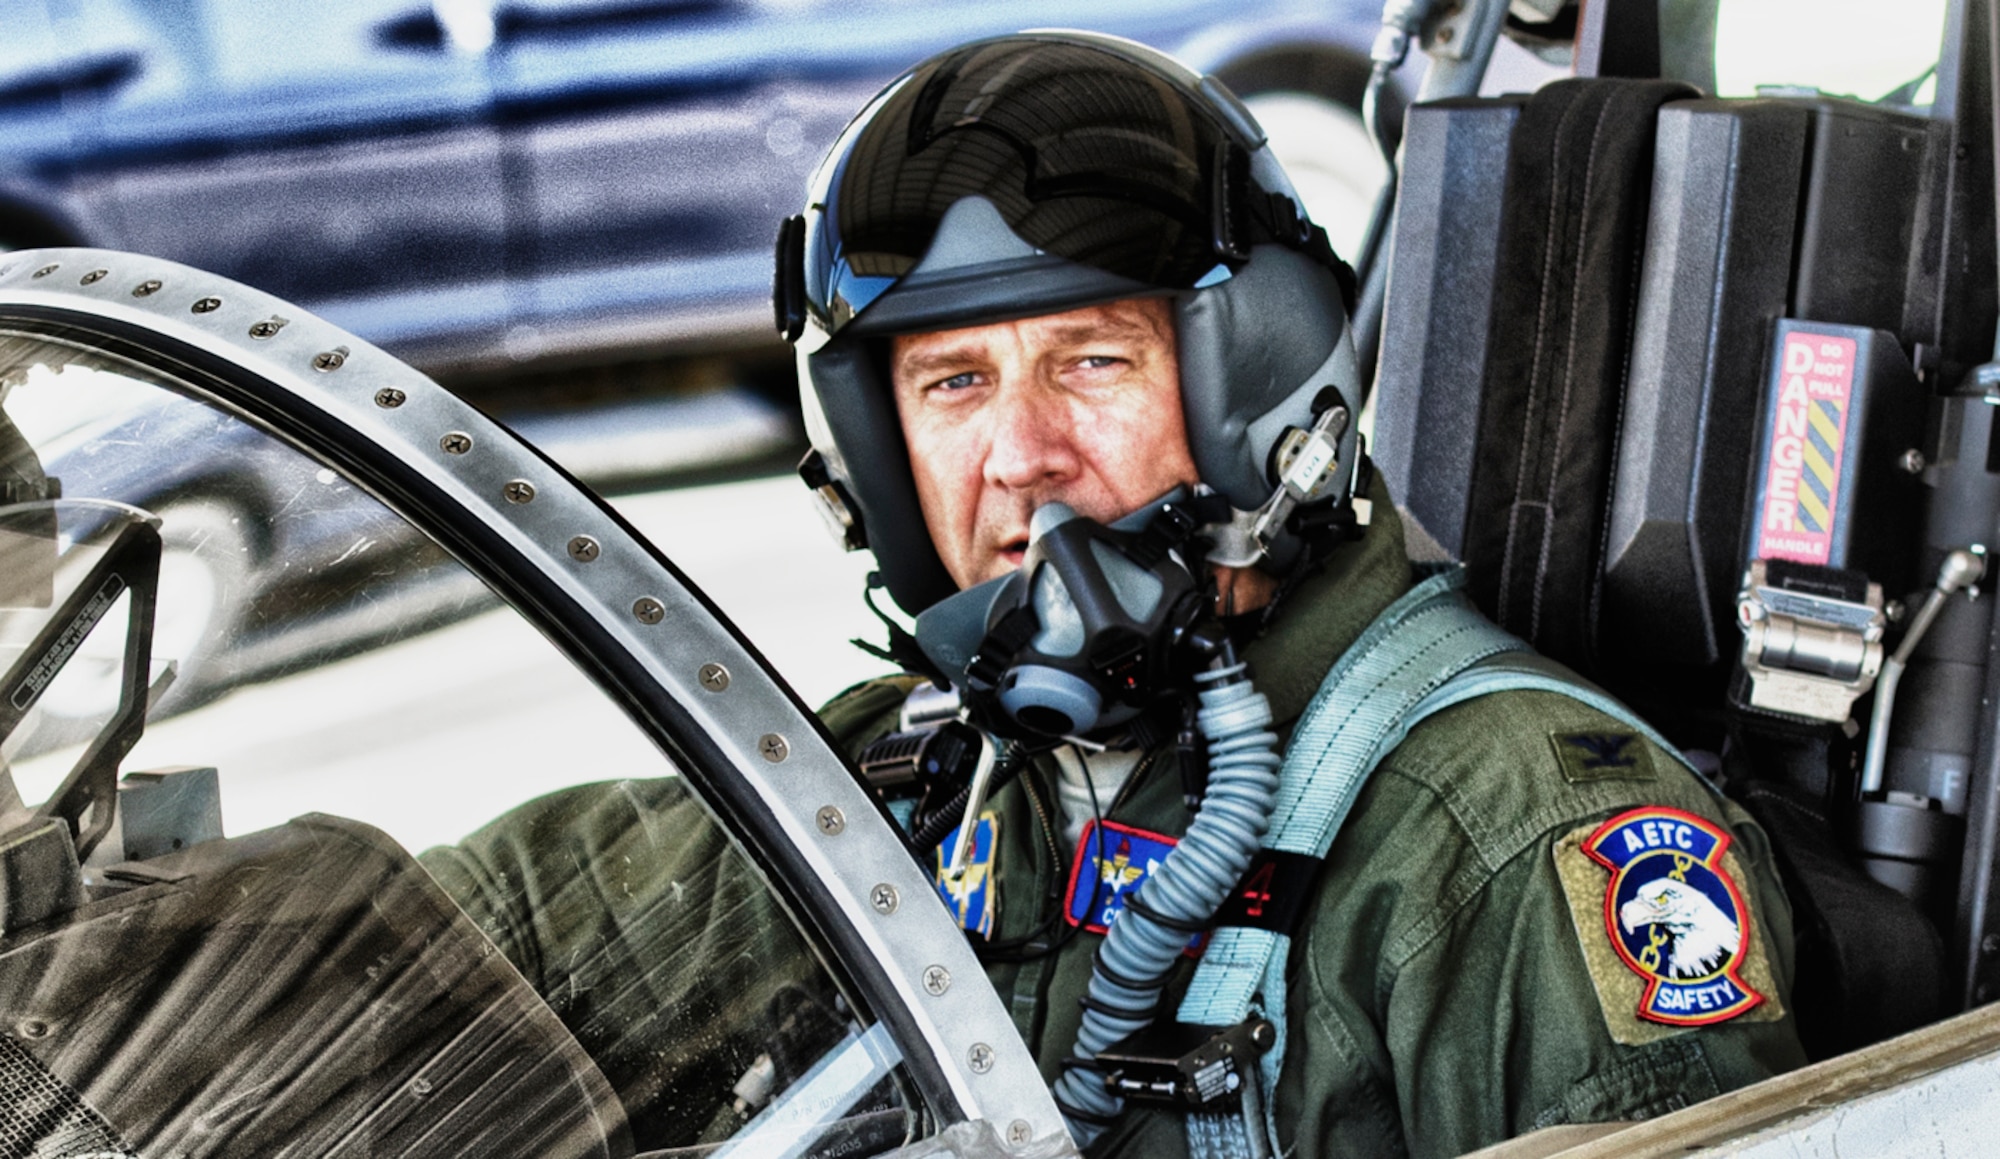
[799, 37, 1257, 336]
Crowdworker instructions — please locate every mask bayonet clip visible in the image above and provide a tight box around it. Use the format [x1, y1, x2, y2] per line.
[1243, 401, 1350, 564]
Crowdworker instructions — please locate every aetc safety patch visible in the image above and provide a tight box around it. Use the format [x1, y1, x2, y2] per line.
[935, 812, 999, 939]
[1065, 820, 1203, 956]
[1553, 808, 1786, 1044]
[1587, 809, 1761, 1024]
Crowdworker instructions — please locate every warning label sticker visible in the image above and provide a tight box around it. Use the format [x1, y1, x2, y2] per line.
[1756, 332, 1856, 566]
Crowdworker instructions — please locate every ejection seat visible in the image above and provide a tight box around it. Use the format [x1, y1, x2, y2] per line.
[1369, 69, 1985, 1058]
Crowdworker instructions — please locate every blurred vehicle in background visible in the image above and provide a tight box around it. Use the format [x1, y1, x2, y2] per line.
[0, 0, 1400, 378]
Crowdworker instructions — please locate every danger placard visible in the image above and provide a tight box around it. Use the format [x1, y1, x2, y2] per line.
[1756, 331, 1856, 566]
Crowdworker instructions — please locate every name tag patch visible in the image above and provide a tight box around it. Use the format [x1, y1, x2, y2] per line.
[1064, 820, 1202, 954]
[935, 812, 999, 939]
[1584, 807, 1763, 1026]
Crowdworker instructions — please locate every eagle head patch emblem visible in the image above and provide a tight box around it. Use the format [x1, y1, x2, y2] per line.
[1584, 807, 1763, 1026]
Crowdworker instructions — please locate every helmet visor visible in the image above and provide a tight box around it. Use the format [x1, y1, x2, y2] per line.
[803, 36, 1245, 335]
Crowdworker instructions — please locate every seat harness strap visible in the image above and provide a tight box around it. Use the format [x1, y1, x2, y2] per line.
[1178, 567, 1701, 1158]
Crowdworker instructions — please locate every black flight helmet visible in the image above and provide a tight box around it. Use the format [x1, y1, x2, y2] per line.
[776, 31, 1361, 616]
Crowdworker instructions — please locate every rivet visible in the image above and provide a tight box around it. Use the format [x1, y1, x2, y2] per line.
[374, 387, 406, 408]
[313, 347, 349, 371]
[698, 663, 730, 691]
[440, 431, 473, 455]
[1007, 1120, 1032, 1147]
[410, 1077, 433, 1097]
[31, 264, 57, 278]
[79, 268, 107, 285]
[1900, 448, 1928, 474]
[17, 1018, 48, 1039]
[923, 965, 951, 996]
[760, 733, 790, 763]
[567, 535, 600, 562]
[633, 596, 665, 624]
[815, 805, 845, 835]
[191, 296, 221, 313]
[248, 315, 287, 339]
[870, 883, 899, 914]
[1437, 23, 1455, 43]
[132, 279, 161, 297]
[968, 1042, 995, 1073]
[503, 479, 536, 504]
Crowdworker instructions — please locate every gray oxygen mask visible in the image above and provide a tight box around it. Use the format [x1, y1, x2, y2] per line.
[913, 490, 1225, 740]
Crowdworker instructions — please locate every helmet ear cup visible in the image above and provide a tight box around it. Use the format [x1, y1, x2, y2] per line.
[802, 339, 959, 615]
[1175, 245, 1356, 509]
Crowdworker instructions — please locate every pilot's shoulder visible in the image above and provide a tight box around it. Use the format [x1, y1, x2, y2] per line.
[1378, 688, 1727, 867]
[817, 673, 927, 752]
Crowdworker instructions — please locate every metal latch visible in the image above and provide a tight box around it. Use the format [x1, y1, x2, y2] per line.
[1249, 402, 1349, 552]
[1094, 1019, 1276, 1109]
[1736, 559, 1886, 723]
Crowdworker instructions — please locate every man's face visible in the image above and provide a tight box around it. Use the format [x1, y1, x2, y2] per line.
[890, 298, 1198, 589]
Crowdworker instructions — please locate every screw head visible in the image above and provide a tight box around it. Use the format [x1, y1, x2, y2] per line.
[132, 279, 162, 297]
[1007, 1120, 1032, 1147]
[79, 268, 107, 285]
[922, 965, 951, 996]
[567, 535, 600, 562]
[249, 316, 287, 338]
[760, 733, 790, 763]
[967, 1042, 995, 1073]
[870, 883, 899, 913]
[410, 1077, 434, 1098]
[633, 596, 665, 624]
[815, 805, 845, 835]
[375, 387, 407, 408]
[191, 296, 221, 314]
[16, 1018, 48, 1039]
[698, 663, 731, 691]
[440, 431, 473, 455]
[31, 264, 57, 278]
[1901, 448, 1928, 474]
[313, 347, 348, 371]
[503, 479, 536, 505]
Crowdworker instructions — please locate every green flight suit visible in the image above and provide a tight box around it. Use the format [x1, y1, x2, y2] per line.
[817, 496, 1805, 1158]
[421, 494, 1806, 1157]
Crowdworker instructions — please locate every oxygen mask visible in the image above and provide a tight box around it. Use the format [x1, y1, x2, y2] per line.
[914, 491, 1227, 740]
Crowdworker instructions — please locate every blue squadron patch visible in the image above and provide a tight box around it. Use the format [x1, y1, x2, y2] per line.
[934, 811, 998, 939]
[1064, 820, 1203, 955]
[1585, 807, 1764, 1026]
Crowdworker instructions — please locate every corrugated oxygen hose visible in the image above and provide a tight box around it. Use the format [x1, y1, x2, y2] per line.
[1051, 660, 1281, 1147]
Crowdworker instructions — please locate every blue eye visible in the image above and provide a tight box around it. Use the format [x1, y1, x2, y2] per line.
[937, 372, 978, 391]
